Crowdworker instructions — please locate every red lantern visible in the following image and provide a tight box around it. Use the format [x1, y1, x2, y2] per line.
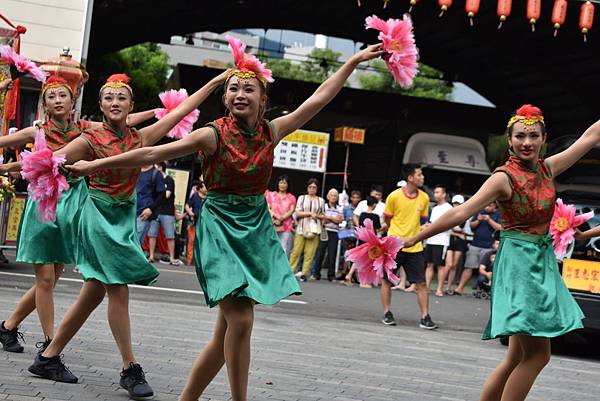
[466, 0, 481, 26]
[439, 0, 453, 17]
[551, 0, 568, 37]
[579, 1, 595, 42]
[408, 0, 419, 12]
[527, 0, 542, 32]
[497, 0, 512, 29]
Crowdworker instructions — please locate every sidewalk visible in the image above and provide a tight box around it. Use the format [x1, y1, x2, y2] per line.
[1, 286, 599, 401]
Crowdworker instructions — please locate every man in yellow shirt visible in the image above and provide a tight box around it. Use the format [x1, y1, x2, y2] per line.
[382, 165, 437, 329]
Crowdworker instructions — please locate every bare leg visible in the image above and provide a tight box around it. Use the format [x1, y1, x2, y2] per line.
[43, 280, 106, 358]
[499, 336, 551, 401]
[33, 264, 58, 338]
[447, 251, 462, 292]
[179, 309, 227, 401]
[104, 284, 135, 368]
[148, 237, 157, 261]
[380, 279, 392, 313]
[480, 336, 523, 401]
[415, 282, 429, 319]
[435, 262, 446, 296]
[167, 239, 176, 262]
[220, 297, 254, 401]
[4, 287, 36, 330]
[425, 263, 434, 290]
[455, 267, 473, 294]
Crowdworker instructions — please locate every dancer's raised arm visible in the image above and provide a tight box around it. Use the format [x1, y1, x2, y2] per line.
[271, 44, 383, 142]
[138, 69, 230, 147]
[0, 126, 36, 148]
[67, 127, 216, 177]
[546, 119, 600, 176]
[402, 173, 511, 249]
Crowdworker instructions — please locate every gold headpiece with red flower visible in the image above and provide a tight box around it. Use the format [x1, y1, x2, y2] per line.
[42, 75, 73, 97]
[507, 104, 545, 128]
[99, 73, 133, 96]
[225, 35, 274, 88]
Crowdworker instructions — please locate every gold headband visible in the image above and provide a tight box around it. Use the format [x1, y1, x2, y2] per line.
[42, 83, 73, 97]
[99, 81, 133, 95]
[507, 115, 545, 128]
[227, 69, 268, 88]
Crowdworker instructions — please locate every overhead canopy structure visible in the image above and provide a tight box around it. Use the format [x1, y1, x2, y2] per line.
[402, 132, 491, 175]
[89, 0, 600, 135]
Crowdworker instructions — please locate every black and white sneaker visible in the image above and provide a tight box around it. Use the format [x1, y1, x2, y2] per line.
[35, 337, 52, 355]
[120, 363, 154, 398]
[382, 311, 396, 326]
[0, 321, 24, 353]
[419, 314, 438, 330]
[28, 354, 78, 383]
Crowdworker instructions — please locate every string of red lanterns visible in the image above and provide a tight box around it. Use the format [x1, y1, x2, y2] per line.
[357, 0, 597, 42]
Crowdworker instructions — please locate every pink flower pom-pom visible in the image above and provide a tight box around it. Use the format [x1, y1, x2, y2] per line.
[20, 128, 69, 222]
[365, 14, 419, 88]
[154, 89, 200, 139]
[0, 44, 47, 83]
[550, 198, 594, 259]
[346, 219, 404, 286]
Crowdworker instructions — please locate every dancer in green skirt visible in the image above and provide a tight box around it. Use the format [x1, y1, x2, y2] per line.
[0, 75, 155, 354]
[68, 39, 384, 401]
[25, 71, 229, 398]
[401, 104, 600, 401]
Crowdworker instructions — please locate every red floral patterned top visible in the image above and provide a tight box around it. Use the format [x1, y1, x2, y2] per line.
[81, 122, 142, 200]
[200, 116, 275, 196]
[495, 156, 556, 236]
[42, 118, 90, 152]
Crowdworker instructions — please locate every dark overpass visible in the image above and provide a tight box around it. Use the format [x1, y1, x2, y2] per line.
[90, 0, 600, 135]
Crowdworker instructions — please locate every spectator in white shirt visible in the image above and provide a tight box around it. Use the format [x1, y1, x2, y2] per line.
[353, 184, 386, 230]
[424, 185, 453, 295]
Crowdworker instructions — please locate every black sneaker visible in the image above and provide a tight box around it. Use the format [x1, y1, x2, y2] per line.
[35, 337, 52, 355]
[120, 363, 154, 398]
[419, 314, 438, 330]
[0, 321, 24, 353]
[382, 311, 396, 326]
[28, 354, 78, 383]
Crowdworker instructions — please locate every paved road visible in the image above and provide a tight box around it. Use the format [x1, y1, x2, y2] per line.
[0, 254, 599, 401]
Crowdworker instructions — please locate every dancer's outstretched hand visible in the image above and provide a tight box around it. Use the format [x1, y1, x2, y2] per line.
[401, 236, 417, 249]
[351, 43, 384, 63]
[67, 160, 97, 177]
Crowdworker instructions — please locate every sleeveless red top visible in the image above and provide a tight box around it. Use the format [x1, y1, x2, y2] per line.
[81, 122, 142, 200]
[494, 156, 556, 236]
[200, 116, 275, 196]
[41, 118, 90, 152]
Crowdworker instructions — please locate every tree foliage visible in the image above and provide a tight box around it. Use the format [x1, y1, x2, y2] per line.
[357, 60, 452, 101]
[82, 43, 169, 118]
[263, 48, 343, 84]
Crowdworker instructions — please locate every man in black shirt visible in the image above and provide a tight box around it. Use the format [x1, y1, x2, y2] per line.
[148, 162, 182, 265]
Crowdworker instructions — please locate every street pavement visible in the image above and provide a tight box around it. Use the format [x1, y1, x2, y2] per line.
[0, 255, 599, 401]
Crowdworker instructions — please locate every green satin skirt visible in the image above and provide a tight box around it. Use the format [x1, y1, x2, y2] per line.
[194, 192, 302, 308]
[16, 178, 88, 265]
[75, 189, 159, 286]
[482, 230, 584, 340]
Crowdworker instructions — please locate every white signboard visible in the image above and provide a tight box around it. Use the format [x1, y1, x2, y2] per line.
[274, 129, 329, 173]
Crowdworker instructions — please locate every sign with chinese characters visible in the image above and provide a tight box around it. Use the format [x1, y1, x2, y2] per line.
[274, 129, 329, 173]
[562, 258, 600, 294]
[3, 194, 26, 244]
[166, 168, 190, 235]
[334, 126, 365, 145]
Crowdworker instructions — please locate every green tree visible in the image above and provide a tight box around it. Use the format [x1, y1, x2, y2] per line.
[82, 43, 169, 118]
[357, 60, 452, 101]
[263, 48, 342, 83]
